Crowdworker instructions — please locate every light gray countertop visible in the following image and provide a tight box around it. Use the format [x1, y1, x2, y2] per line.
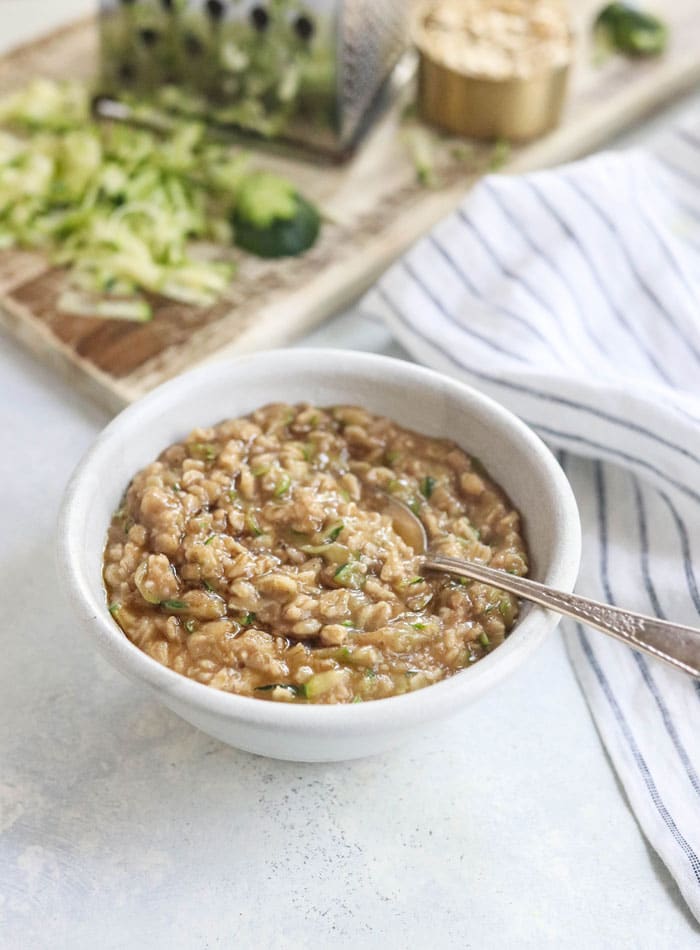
[2, 4, 700, 948]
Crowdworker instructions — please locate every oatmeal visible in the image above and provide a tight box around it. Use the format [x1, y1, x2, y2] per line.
[415, 0, 571, 80]
[102, 403, 528, 704]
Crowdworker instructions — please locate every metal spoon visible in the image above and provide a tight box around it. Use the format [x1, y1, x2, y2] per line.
[375, 493, 700, 678]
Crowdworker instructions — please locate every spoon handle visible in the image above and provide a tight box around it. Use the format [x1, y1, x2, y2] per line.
[422, 554, 700, 678]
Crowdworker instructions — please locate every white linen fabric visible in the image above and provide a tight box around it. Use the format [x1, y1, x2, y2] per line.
[360, 116, 700, 919]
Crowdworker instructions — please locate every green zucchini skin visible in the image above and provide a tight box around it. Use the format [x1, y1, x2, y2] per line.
[594, 3, 668, 57]
[233, 194, 320, 258]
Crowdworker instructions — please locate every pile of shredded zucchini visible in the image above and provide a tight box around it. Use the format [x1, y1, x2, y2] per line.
[0, 78, 278, 321]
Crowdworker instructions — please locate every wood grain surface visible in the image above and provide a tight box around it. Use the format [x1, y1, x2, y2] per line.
[1, 3, 699, 412]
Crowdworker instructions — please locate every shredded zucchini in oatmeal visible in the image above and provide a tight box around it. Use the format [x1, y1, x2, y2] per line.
[103, 403, 528, 703]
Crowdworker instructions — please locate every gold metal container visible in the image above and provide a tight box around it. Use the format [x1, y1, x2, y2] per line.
[417, 50, 570, 141]
[414, 1, 572, 142]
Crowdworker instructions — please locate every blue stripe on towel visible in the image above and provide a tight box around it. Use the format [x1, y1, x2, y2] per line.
[427, 234, 552, 348]
[380, 283, 700, 501]
[536, 425, 700, 506]
[522, 178, 674, 383]
[399, 259, 530, 363]
[594, 463, 700, 799]
[577, 626, 700, 885]
[563, 177, 700, 363]
[659, 492, 700, 616]
[455, 210, 571, 333]
[634, 203, 700, 304]
[631, 477, 666, 619]
[480, 181, 614, 360]
[374, 286, 700, 471]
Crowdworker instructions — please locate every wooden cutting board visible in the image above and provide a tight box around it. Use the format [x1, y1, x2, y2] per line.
[1, 3, 699, 413]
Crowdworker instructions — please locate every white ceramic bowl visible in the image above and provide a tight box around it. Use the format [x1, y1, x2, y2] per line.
[58, 348, 581, 762]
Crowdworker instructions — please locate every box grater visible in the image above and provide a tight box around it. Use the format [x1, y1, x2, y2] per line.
[98, 0, 410, 157]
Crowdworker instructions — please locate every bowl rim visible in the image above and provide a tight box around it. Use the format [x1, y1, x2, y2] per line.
[57, 347, 581, 735]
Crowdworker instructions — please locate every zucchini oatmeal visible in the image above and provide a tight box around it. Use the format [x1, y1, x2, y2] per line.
[103, 403, 528, 704]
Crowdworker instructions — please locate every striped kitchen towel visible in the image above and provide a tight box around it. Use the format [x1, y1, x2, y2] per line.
[361, 115, 700, 919]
